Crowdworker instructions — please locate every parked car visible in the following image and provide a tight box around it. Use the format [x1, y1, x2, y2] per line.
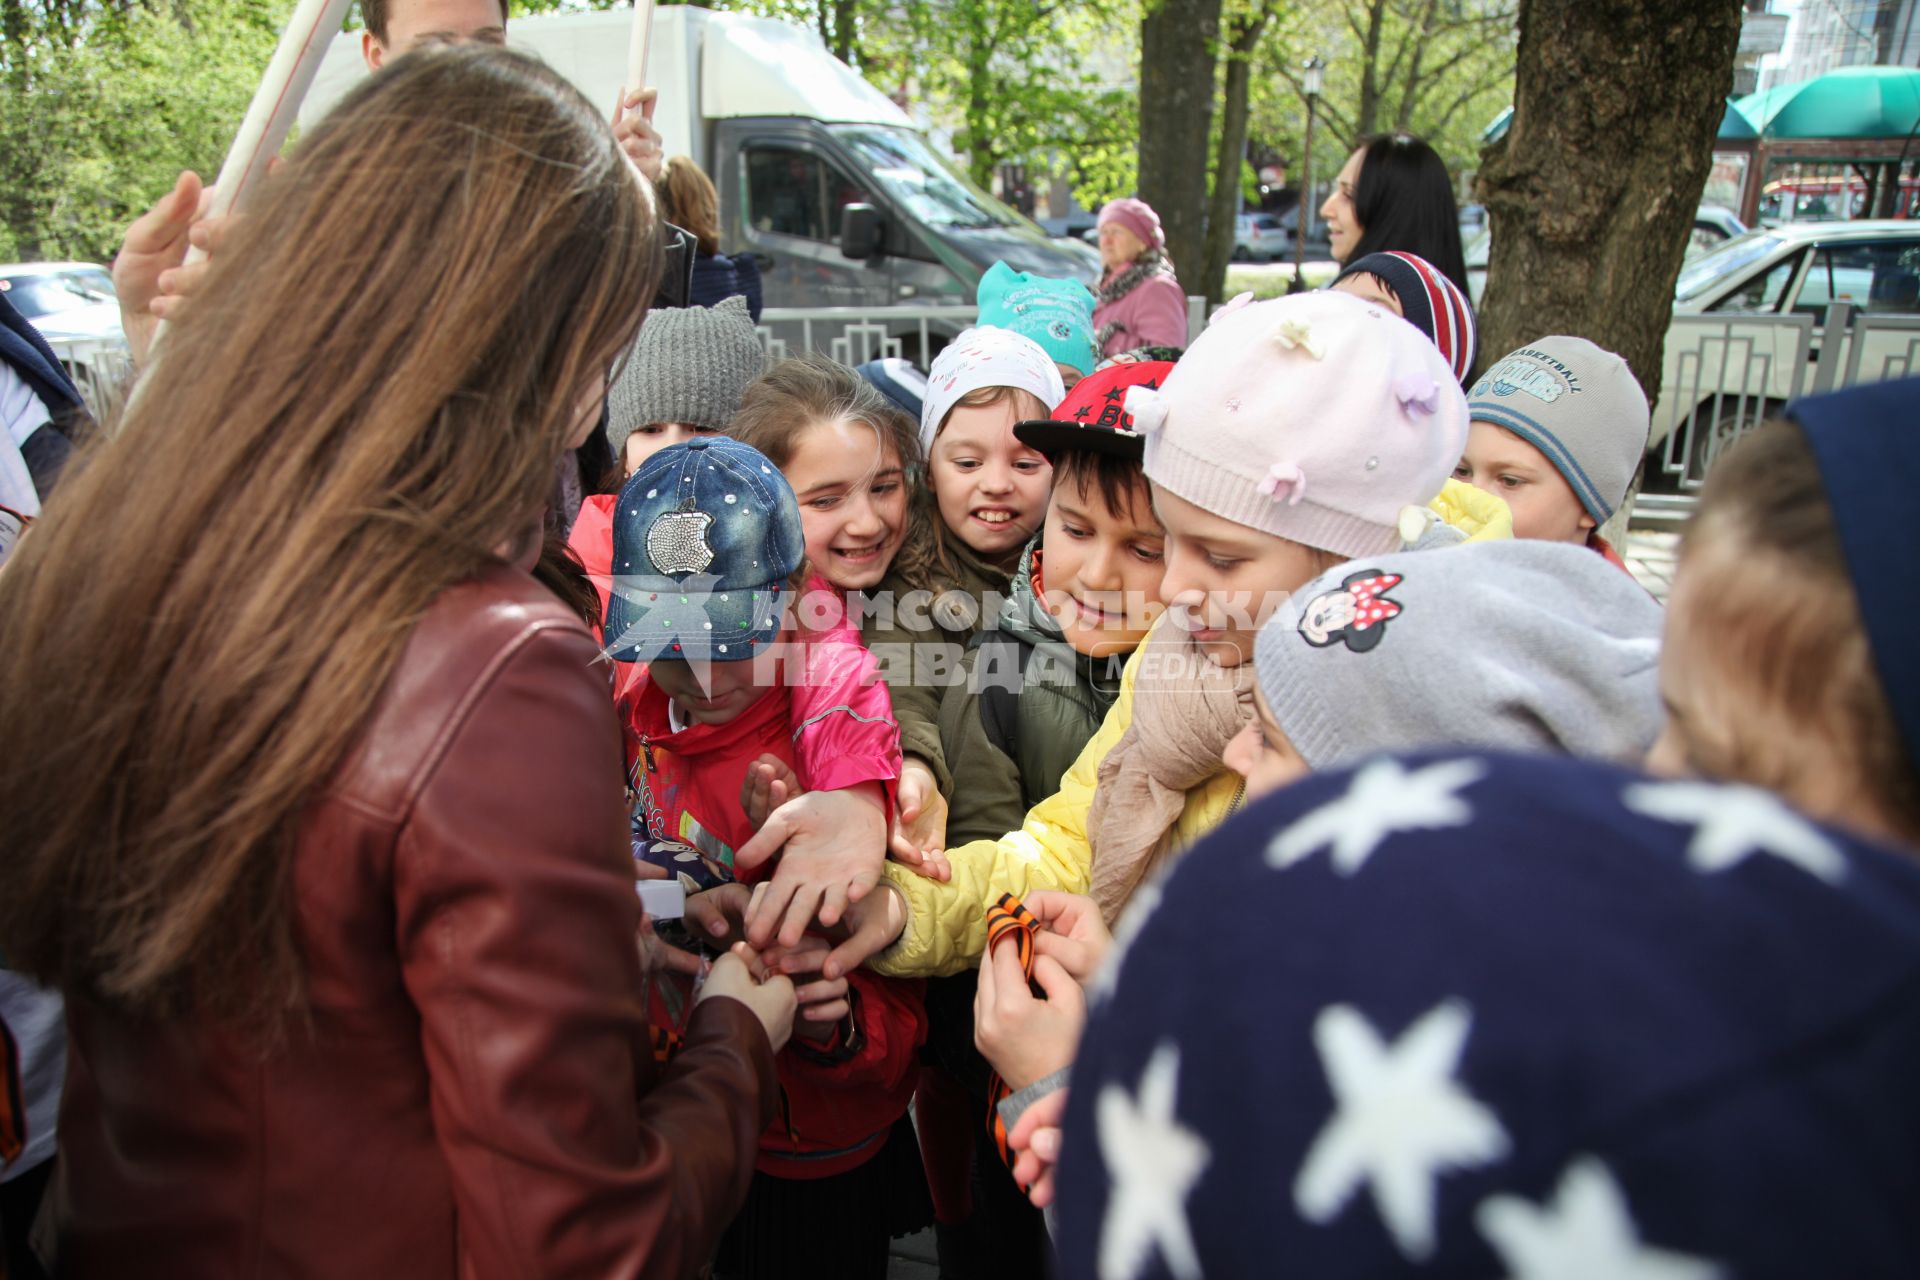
[1233, 212, 1288, 262]
[1654, 220, 1920, 477]
[0, 262, 127, 396]
[1464, 205, 1749, 305]
[301, 7, 1096, 359]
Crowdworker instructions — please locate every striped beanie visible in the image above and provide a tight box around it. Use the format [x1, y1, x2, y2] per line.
[1333, 251, 1477, 385]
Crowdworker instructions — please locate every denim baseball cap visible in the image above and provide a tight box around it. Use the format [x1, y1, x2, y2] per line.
[603, 437, 805, 664]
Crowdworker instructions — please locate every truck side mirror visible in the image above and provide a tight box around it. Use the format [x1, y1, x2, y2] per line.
[839, 203, 883, 260]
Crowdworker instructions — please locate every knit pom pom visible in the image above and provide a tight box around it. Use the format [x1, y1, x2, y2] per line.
[1272, 318, 1325, 360]
[1257, 460, 1308, 506]
[1123, 385, 1170, 434]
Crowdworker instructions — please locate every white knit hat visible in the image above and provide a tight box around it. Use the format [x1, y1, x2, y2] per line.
[919, 327, 1065, 456]
[1132, 290, 1468, 559]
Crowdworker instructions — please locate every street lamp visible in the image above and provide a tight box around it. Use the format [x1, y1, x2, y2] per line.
[1292, 55, 1326, 294]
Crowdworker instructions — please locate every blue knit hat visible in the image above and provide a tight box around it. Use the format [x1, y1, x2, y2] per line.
[1787, 376, 1920, 781]
[976, 260, 1099, 378]
[1057, 750, 1920, 1278]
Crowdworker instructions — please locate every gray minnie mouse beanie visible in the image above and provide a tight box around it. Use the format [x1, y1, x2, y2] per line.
[606, 296, 766, 459]
[1467, 336, 1651, 524]
[1254, 539, 1663, 769]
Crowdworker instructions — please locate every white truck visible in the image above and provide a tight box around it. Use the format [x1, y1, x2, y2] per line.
[300, 6, 1097, 340]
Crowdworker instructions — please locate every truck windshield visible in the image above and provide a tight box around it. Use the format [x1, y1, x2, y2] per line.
[830, 125, 1020, 231]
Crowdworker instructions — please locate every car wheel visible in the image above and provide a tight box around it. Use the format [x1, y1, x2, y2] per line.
[1231, 246, 1251, 262]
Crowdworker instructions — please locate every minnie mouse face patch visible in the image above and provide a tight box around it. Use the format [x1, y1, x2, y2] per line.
[1297, 570, 1403, 653]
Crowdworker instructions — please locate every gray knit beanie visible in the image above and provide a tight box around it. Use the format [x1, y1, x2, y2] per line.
[606, 296, 766, 459]
[1254, 539, 1663, 769]
[1467, 336, 1651, 524]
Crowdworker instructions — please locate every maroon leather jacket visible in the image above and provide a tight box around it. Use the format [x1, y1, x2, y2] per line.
[53, 567, 776, 1278]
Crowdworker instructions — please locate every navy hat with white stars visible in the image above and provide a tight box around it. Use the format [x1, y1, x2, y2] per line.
[1057, 750, 1920, 1279]
[1012, 360, 1173, 462]
[602, 437, 804, 665]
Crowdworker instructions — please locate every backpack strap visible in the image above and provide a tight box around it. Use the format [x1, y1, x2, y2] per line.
[971, 629, 1032, 761]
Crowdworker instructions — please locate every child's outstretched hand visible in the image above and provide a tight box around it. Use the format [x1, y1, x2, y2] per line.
[789, 969, 851, 1043]
[815, 883, 908, 981]
[889, 758, 951, 881]
[1025, 891, 1113, 983]
[683, 883, 752, 946]
[636, 907, 708, 980]
[973, 945, 1085, 1092]
[736, 781, 887, 949]
[1008, 1087, 1068, 1208]
[740, 754, 802, 831]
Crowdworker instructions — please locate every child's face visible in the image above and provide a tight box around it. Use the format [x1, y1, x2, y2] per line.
[782, 417, 909, 592]
[1039, 469, 1166, 659]
[1454, 421, 1596, 544]
[624, 422, 719, 477]
[1329, 272, 1402, 317]
[1223, 685, 1310, 801]
[929, 397, 1052, 560]
[1152, 484, 1332, 668]
[649, 654, 775, 727]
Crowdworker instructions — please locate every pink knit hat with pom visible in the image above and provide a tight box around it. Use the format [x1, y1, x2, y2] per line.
[1129, 290, 1468, 558]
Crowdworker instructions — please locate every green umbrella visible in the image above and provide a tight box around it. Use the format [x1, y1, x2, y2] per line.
[1482, 100, 1756, 145]
[1737, 65, 1920, 140]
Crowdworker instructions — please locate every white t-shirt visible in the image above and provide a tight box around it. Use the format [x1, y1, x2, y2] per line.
[0, 363, 49, 517]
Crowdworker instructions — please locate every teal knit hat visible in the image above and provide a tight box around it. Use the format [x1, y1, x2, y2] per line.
[976, 260, 1099, 378]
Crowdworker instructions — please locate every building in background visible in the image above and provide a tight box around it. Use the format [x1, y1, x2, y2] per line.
[1759, 0, 1920, 93]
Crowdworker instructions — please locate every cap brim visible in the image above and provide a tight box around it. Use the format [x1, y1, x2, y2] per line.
[1014, 419, 1146, 461]
[601, 578, 787, 664]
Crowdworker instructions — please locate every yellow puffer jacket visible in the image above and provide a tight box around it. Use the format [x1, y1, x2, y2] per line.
[870, 479, 1512, 978]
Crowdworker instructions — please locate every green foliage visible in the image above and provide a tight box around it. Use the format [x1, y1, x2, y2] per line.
[1254, 0, 1515, 179]
[1, 0, 288, 262]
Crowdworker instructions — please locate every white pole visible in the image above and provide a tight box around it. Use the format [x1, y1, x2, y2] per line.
[624, 0, 655, 109]
[142, 0, 353, 361]
[192, 0, 357, 252]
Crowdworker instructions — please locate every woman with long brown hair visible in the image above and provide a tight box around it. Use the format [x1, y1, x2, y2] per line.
[657, 154, 764, 319]
[0, 47, 793, 1278]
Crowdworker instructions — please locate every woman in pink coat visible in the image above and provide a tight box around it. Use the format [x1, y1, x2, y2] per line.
[1091, 198, 1189, 357]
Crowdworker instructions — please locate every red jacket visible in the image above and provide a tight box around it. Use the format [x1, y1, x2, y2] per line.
[53, 568, 774, 1279]
[628, 673, 926, 1178]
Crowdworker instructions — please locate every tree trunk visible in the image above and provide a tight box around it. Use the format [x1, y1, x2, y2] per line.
[1476, 0, 1741, 406]
[1353, 0, 1386, 139]
[963, 17, 995, 188]
[1199, 4, 1272, 307]
[1138, 0, 1222, 294]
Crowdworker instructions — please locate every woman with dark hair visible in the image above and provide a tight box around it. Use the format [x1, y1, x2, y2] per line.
[1320, 132, 1470, 297]
[0, 46, 794, 1279]
[657, 153, 764, 320]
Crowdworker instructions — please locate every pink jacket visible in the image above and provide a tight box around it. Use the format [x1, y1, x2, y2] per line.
[569, 495, 900, 803]
[1094, 270, 1189, 356]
